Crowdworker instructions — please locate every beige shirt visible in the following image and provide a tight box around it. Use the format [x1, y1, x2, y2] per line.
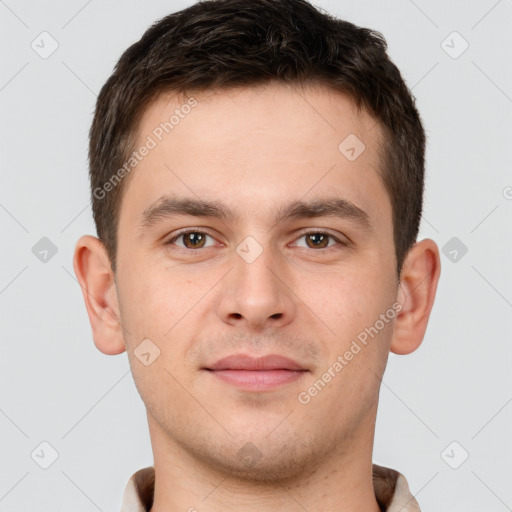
[120, 463, 421, 511]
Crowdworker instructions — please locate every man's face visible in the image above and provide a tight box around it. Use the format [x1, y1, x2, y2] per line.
[114, 83, 399, 480]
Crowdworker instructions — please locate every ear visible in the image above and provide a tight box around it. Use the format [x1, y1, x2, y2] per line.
[72, 235, 126, 355]
[390, 238, 441, 355]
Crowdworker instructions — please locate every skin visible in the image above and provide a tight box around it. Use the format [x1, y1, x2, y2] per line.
[74, 82, 441, 511]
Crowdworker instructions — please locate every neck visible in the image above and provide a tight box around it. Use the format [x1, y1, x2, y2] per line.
[147, 406, 381, 512]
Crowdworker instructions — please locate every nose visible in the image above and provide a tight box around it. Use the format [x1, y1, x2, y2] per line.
[216, 244, 297, 331]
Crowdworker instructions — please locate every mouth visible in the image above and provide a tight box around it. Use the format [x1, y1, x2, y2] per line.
[203, 354, 308, 391]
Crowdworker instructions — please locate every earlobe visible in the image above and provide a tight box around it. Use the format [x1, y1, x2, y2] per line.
[390, 238, 441, 355]
[72, 235, 126, 355]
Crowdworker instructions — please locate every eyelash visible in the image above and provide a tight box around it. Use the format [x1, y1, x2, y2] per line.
[165, 228, 347, 252]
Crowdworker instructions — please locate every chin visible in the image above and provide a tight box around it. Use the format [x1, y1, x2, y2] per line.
[186, 430, 323, 484]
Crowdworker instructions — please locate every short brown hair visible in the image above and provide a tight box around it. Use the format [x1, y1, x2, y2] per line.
[89, 0, 426, 276]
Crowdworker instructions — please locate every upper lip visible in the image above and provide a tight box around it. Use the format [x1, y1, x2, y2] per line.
[205, 354, 306, 371]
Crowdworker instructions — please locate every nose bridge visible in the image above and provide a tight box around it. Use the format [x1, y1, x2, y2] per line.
[216, 235, 295, 329]
[237, 241, 281, 295]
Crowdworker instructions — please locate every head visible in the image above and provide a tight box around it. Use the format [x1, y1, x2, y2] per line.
[74, 0, 440, 483]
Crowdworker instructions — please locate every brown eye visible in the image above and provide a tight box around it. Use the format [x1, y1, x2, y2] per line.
[168, 230, 215, 250]
[182, 232, 207, 249]
[304, 233, 331, 249]
[293, 231, 342, 250]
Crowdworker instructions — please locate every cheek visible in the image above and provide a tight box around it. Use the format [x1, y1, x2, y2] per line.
[303, 269, 385, 332]
[117, 270, 194, 406]
[116, 264, 182, 344]
[300, 275, 395, 426]
[304, 268, 396, 384]
[121, 250, 185, 308]
[116, 263, 216, 378]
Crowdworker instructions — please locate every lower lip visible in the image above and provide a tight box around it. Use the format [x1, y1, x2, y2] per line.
[206, 369, 307, 391]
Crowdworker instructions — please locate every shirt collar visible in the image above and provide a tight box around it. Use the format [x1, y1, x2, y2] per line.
[120, 463, 421, 512]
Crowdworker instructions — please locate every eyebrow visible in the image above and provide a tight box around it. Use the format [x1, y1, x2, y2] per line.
[138, 195, 373, 234]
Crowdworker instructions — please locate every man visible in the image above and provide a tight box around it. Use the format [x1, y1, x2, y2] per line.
[73, 0, 441, 510]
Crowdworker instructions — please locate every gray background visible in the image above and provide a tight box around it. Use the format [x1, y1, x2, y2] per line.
[1, 0, 511, 510]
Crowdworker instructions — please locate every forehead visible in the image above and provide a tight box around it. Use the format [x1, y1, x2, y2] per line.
[119, 82, 391, 234]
